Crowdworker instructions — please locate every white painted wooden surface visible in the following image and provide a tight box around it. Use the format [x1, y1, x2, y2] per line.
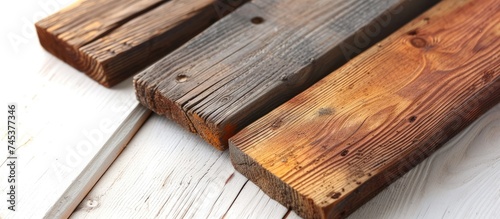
[45, 105, 150, 218]
[2, 1, 500, 218]
[70, 115, 291, 219]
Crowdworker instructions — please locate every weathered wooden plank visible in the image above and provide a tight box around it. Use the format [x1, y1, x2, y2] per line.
[229, 0, 500, 218]
[36, 0, 246, 87]
[134, 0, 438, 150]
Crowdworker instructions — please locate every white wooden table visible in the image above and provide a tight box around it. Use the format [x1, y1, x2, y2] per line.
[1, 1, 499, 218]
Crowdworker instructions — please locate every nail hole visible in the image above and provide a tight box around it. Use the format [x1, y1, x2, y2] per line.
[86, 199, 98, 208]
[407, 29, 418, 36]
[409, 115, 417, 123]
[330, 192, 341, 199]
[340, 149, 349, 156]
[176, 75, 188, 83]
[251, 17, 264, 24]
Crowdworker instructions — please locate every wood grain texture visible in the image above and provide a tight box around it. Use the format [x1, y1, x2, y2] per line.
[229, 0, 500, 218]
[134, 0, 438, 149]
[4, 1, 500, 218]
[36, 0, 246, 87]
[349, 104, 500, 219]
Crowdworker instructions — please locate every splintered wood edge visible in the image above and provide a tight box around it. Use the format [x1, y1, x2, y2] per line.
[228, 0, 500, 218]
[134, 71, 229, 150]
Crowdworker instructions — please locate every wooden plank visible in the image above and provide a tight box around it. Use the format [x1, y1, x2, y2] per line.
[229, 0, 500, 218]
[134, 0, 438, 150]
[36, 0, 247, 87]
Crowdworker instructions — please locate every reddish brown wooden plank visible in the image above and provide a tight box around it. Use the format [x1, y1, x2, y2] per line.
[134, 0, 437, 149]
[229, 0, 500, 218]
[36, 0, 246, 87]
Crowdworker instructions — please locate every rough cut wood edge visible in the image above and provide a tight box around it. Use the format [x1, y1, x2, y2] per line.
[44, 104, 151, 219]
[36, 0, 247, 87]
[134, 0, 438, 150]
[229, 0, 500, 218]
[35, 0, 166, 73]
